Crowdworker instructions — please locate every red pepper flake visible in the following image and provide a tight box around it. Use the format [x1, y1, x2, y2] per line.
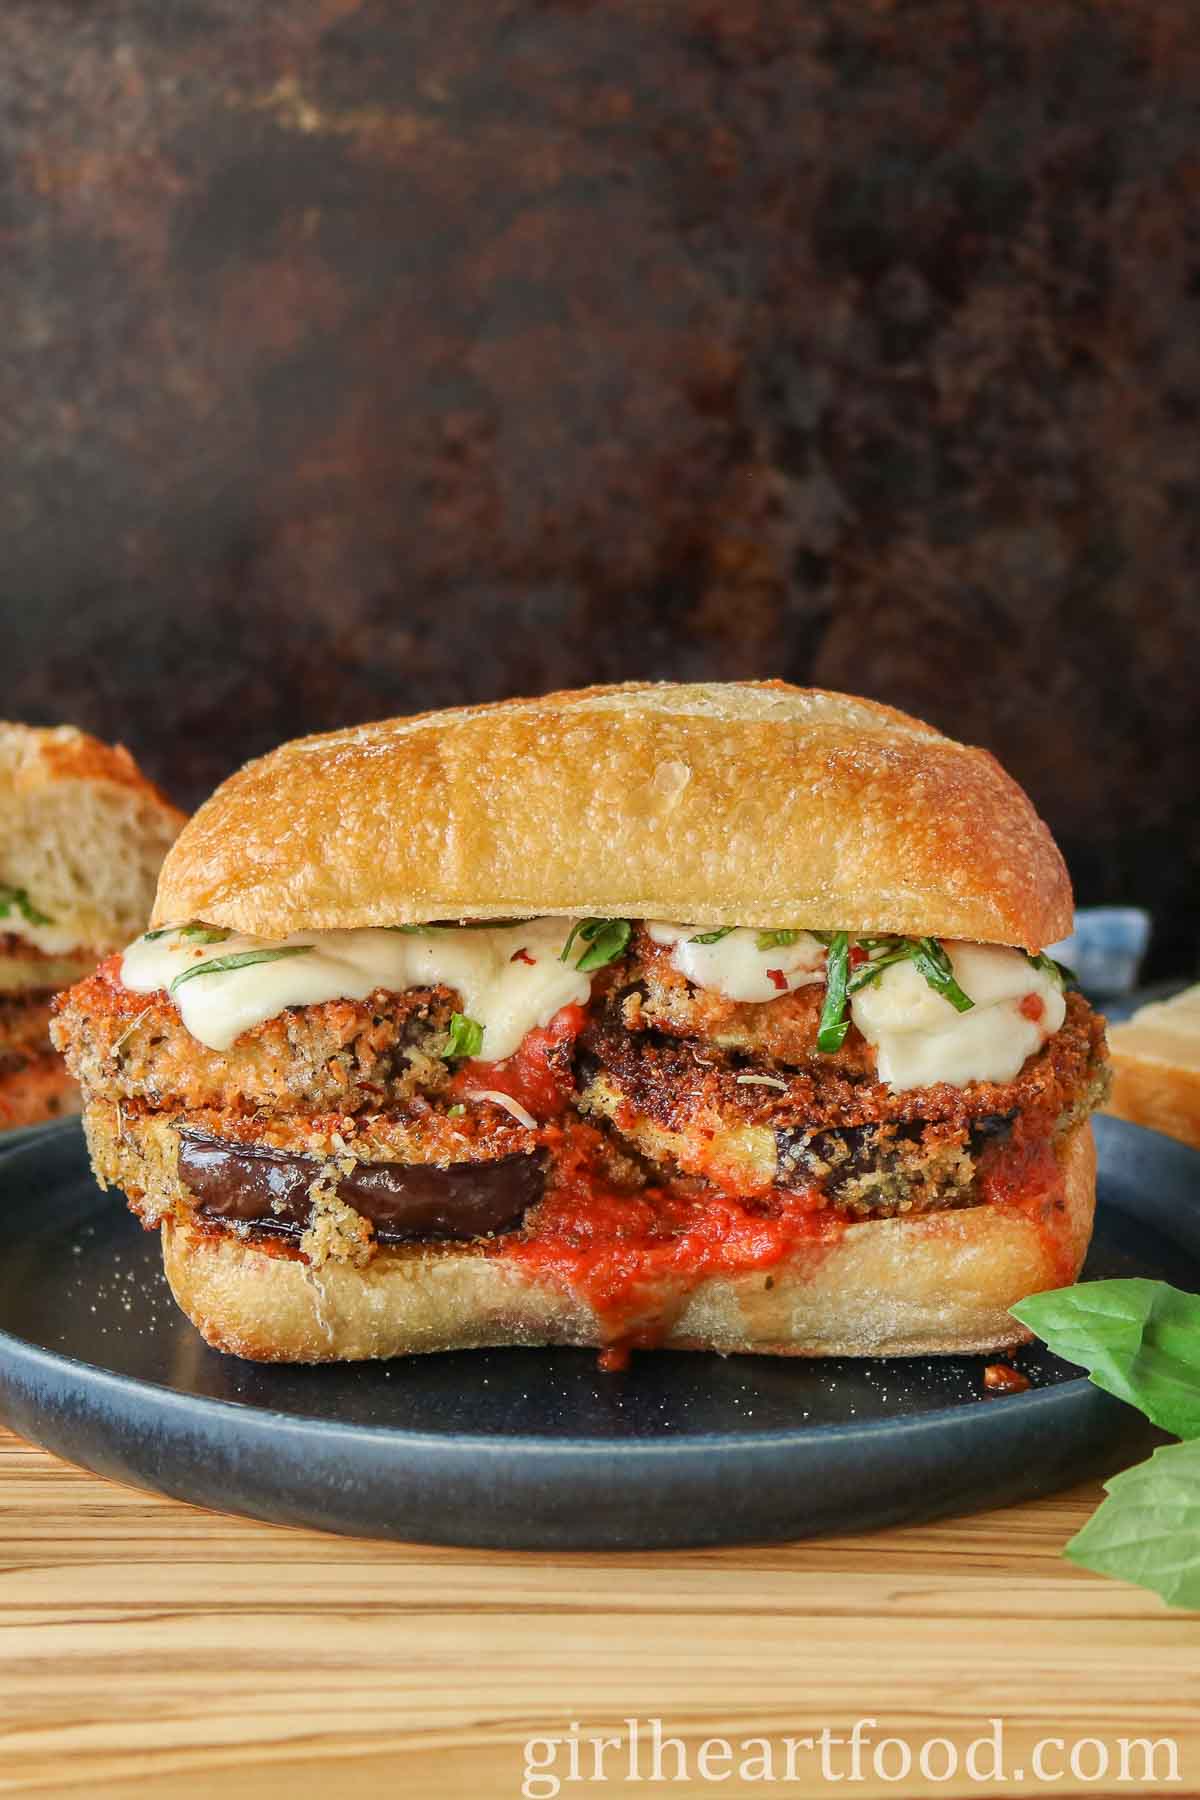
[766, 967, 789, 993]
[1018, 992, 1044, 1023]
[983, 1362, 1031, 1396]
[510, 947, 536, 966]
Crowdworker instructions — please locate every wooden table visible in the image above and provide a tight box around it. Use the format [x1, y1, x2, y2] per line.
[2, 1428, 1196, 1798]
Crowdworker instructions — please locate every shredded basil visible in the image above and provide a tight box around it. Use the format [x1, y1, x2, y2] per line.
[444, 1012, 484, 1059]
[386, 919, 525, 933]
[910, 937, 974, 1013]
[143, 922, 230, 943]
[816, 932, 851, 1052]
[689, 927, 735, 944]
[846, 940, 914, 993]
[559, 918, 632, 972]
[814, 932, 977, 1053]
[755, 928, 801, 951]
[445, 1102, 467, 1118]
[169, 945, 313, 993]
[0, 884, 53, 928]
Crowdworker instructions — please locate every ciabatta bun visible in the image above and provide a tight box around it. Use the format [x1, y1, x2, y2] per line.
[153, 682, 1071, 950]
[0, 724, 185, 951]
[1104, 984, 1200, 1151]
[158, 1123, 1095, 1363]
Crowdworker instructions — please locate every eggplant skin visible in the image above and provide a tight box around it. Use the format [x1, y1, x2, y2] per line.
[178, 1128, 545, 1245]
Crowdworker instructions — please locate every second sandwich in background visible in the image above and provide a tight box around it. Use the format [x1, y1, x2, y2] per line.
[0, 725, 184, 1129]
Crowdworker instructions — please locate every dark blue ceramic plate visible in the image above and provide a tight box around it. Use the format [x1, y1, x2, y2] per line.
[0, 1116, 1192, 1548]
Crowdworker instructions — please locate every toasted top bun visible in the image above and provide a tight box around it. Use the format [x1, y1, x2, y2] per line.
[0, 724, 185, 950]
[153, 682, 1072, 949]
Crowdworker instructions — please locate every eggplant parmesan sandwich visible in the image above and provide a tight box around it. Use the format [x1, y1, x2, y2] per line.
[52, 682, 1109, 1362]
[0, 724, 183, 1130]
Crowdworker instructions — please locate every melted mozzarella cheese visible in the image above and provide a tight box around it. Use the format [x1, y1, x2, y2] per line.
[648, 924, 1063, 1090]
[646, 923, 825, 1002]
[848, 942, 1065, 1091]
[121, 919, 592, 1058]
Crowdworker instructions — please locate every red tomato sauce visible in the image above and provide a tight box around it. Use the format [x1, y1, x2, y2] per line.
[450, 1003, 587, 1121]
[503, 1143, 845, 1343]
[978, 1131, 1074, 1284]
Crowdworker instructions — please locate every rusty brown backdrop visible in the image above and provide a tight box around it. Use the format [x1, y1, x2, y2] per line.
[4, 1, 1198, 973]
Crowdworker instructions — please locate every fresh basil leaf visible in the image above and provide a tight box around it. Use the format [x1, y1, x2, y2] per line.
[1064, 1439, 1200, 1609]
[816, 931, 851, 1053]
[141, 925, 179, 940]
[755, 928, 800, 951]
[0, 884, 53, 928]
[169, 945, 313, 993]
[445, 1012, 484, 1059]
[1012, 1278, 1200, 1441]
[911, 937, 974, 1013]
[689, 927, 735, 945]
[559, 918, 631, 972]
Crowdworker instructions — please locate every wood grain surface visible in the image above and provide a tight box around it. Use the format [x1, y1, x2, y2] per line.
[1, 1426, 1196, 1799]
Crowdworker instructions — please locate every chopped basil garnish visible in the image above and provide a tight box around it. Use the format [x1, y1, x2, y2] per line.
[169, 945, 313, 993]
[445, 1103, 466, 1118]
[0, 884, 53, 928]
[755, 928, 800, 951]
[816, 932, 851, 1052]
[1026, 949, 1077, 989]
[559, 918, 632, 972]
[846, 941, 916, 993]
[444, 1012, 484, 1059]
[143, 922, 231, 943]
[385, 919, 524, 933]
[814, 933, 976, 1054]
[689, 927, 735, 944]
[910, 937, 974, 1013]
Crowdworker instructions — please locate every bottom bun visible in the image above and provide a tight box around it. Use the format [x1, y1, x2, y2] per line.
[161, 1122, 1097, 1363]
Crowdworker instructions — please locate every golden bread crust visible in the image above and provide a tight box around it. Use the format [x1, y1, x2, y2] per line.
[158, 1123, 1096, 1363]
[0, 722, 185, 949]
[0, 723, 181, 816]
[1104, 983, 1200, 1151]
[153, 681, 1071, 948]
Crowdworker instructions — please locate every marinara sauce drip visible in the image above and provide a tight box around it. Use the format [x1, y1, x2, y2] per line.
[503, 1127, 846, 1345]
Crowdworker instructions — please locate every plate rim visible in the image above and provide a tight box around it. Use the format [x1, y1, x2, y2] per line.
[0, 1311, 1116, 1456]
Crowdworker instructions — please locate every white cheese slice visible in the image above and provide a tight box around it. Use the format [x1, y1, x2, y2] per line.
[645, 923, 825, 1002]
[848, 942, 1065, 1090]
[121, 918, 592, 1059]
